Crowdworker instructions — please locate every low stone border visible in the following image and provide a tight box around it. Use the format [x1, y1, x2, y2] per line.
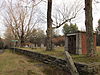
[10, 48, 100, 75]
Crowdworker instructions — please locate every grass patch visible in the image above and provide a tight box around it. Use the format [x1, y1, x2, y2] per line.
[0, 50, 68, 75]
[0, 50, 45, 75]
[20, 47, 65, 58]
[72, 55, 100, 63]
[19, 47, 100, 63]
[97, 46, 100, 55]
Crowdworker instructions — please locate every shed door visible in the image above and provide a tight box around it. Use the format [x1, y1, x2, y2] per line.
[68, 35, 76, 54]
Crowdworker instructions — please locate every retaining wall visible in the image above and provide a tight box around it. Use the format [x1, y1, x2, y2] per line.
[10, 48, 100, 75]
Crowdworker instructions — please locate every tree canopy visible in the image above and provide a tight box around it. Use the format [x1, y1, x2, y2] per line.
[62, 23, 78, 35]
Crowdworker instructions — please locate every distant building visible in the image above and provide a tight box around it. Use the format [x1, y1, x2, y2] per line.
[52, 36, 65, 47]
[65, 31, 96, 54]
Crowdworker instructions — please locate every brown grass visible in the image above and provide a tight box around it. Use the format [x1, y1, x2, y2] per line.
[0, 50, 68, 75]
[0, 50, 45, 75]
[19, 47, 100, 63]
[96, 46, 100, 54]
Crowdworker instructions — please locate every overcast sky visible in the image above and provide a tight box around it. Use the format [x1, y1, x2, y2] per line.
[0, 0, 100, 37]
[53, 0, 100, 30]
[38, 0, 100, 33]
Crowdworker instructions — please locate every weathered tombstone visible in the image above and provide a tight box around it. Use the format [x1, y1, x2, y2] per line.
[41, 44, 45, 48]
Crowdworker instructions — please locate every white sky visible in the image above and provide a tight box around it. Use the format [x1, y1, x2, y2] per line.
[53, 0, 100, 30]
[0, 0, 100, 37]
[38, 0, 100, 34]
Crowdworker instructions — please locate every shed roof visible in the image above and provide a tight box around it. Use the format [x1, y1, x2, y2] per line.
[66, 31, 96, 36]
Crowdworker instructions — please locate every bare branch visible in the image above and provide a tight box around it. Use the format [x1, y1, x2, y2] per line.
[94, 0, 100, 3]
[52, 0, 83, 29]
[52, 14, 77, 29]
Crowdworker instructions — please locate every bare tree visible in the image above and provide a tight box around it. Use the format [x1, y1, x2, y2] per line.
[3, 0, 40, 47]
[46, 0, 83, 51]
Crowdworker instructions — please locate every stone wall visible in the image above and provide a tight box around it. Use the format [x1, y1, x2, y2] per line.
[10, 48, 100, 75]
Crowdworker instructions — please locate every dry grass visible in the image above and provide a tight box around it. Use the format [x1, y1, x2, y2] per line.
[0, 47, 99, 75]
[19, 47, 100, 63]
[20, 47, 65, 58]
[0, 50, 68, 75]
[0, 50, 46, 75]
[96, 46, 100, 54]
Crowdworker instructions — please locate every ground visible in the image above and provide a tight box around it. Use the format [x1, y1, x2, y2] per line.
[0, 47, 99, 75]
[20, 46, 100, 63]
[0, 50, 67, 75]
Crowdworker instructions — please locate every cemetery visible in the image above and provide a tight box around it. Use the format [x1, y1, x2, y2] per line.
[0, 0, 100, 75]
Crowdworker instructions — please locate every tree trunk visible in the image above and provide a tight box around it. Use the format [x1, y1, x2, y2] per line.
[85, 0, 95, 56]
[46, 0, 53, 51]
[20, 39, 24, 47]
[20, 25, 24, 47]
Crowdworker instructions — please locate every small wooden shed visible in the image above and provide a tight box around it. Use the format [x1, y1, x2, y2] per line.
[65, 31, 96, 54]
